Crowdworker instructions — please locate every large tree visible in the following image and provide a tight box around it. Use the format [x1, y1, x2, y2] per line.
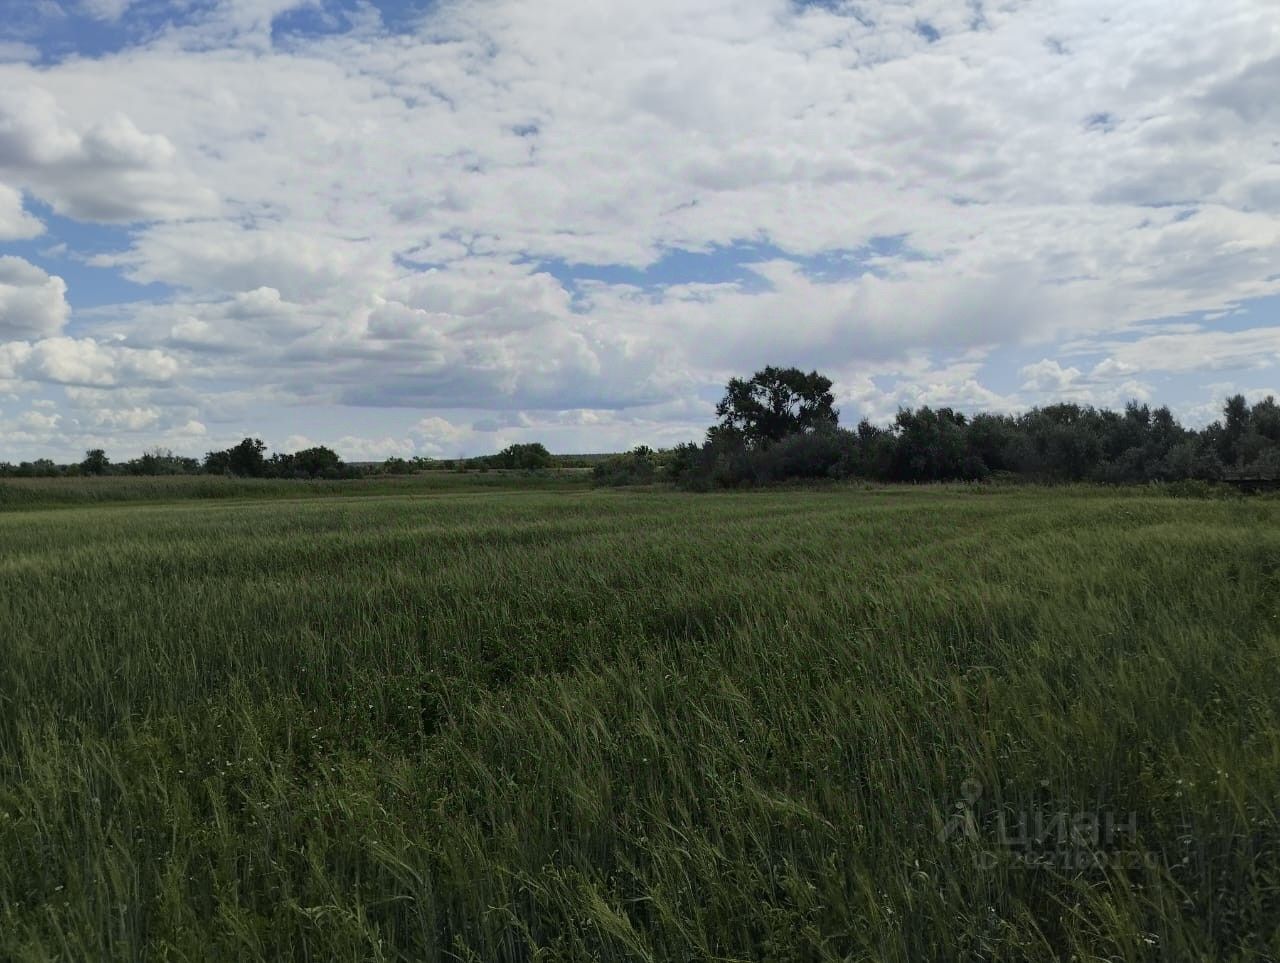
[713, 366, 838, 445]
[80, 449, 110, 476]
[204, 438, 268, 477]
[494, 442, 551, 470]
[1218, 394, 1250, 464]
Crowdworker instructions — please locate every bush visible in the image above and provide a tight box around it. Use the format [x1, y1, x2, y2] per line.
[592, 447, 659, 486]
[749, 428, 855, 483]
[270, 446, 346, 479]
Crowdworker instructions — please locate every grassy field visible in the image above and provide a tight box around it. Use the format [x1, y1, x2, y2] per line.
[0, 470, 592, 511]
[1, 481, 1277, 961]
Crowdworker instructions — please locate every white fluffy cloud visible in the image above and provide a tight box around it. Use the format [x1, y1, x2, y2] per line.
[1021, 360, 1082, 394]
[0, 337, 180, 387]
[0, 85, 217, 222]
[1089, 326, 1280, 376]
[0, 256, 68, 339]
[0, 182, 41, 239]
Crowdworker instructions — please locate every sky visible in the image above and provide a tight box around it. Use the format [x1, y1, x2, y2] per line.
[0, 0, 1278, 461]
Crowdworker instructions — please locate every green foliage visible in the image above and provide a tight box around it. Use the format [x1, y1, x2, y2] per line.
[591, 446, 659, 486]
[737, 424, 853, 483]
[455, 443, 556, 472]
[661, 379, 1280, 490]
[493, 442, 553, 470]
[202, 439, 264, 476]
[225, 437, 268, 477]
[713, 366, 838, 445]
[122, 447, 201, 476]
[269, 445, 348, 480]
[890, 406, 978, 481]
[80, 448, 110, 476]
[377, 456, 434, 475]
[1, 487, 1278, 960]
[0, 458, 63, 478]
[204, 439, 346, 479]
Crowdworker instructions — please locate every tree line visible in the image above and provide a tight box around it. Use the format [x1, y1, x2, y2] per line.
[0, 439, 560, 479]
[5, 368, 1279, 487]
[592, 366, 1280, 488]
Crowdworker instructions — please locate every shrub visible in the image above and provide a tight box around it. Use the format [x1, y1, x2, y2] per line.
[592, 447, 659, 486]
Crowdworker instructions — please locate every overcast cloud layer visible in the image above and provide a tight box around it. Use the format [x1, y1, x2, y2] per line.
[0, 0, 1277, 460]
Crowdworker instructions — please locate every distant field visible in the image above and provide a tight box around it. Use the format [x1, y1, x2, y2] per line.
[0, 469, 592, 510]
[1, 485, 1277, 960]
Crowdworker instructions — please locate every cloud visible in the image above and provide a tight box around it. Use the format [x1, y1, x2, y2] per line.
[17, 408, 60, 432]
[470, 411, 531, 433]
[0, 85, 217, 222]
[1021, 359, 1082, 394]
[82, 404, 162, 431]
[1203, 54, 1280, 124]
[79, 0, 139, 21]
[331, 434, 417, 461]
[0, 182, 42, 239]
[98, 261, 681, 414]
[161, 286, 312, 351]
[0, 257, 68, 339]
[0, 337, 181, 387]
[0, 42, 40, 64]
[1090, 357, 1139, 380]
[0, 383, 210, 458]
[1090, 326, 1280, 376]
[1016, 355, 1153, 409]
[101, 224, 380, 298]
[412, 416, 467, 445]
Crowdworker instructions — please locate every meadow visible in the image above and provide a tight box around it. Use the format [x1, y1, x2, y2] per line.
[1, 479, 1277, 961]
[0, 470, 592, 510]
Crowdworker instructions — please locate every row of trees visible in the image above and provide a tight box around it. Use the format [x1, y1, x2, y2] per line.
[0, 440, 560, 479]
[7, 370, 1279, 487]
[0, 440, 353, 480]
[201, 439, 357, 479]
[1, 447, 201, 478]
[594, 367, 1280, 488]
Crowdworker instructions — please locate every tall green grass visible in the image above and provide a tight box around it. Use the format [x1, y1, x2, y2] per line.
[1, 487, 1277, 960]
